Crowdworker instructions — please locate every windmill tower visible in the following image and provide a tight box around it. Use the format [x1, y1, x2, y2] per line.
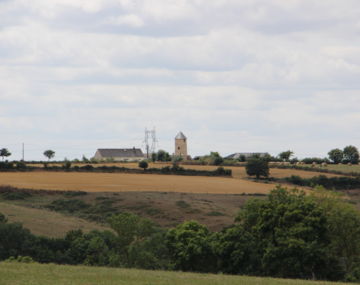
[175, 131, 188, 159]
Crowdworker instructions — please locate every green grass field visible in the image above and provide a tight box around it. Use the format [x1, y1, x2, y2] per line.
[0, 262, 348, 285]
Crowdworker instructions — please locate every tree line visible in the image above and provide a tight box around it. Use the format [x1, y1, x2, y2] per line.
[1, 187, 360, 282]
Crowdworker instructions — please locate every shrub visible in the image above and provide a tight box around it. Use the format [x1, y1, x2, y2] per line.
[47, 199, 91, 213]
[1, 191, 32, 200]
[138, 161, 149, 170]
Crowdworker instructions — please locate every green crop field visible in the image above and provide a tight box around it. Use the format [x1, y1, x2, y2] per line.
[0, 262, 348, 285]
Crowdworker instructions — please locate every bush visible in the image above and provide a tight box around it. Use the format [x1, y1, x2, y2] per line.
[1, 191, 32, 200]
[47, 199, 91, 213]
[63, 161, 72, 170]
[138, 161, 148, 170]
[284, 175, 360, 190]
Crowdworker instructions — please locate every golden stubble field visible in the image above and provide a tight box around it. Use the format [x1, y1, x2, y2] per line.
[0, 172, 274, 194]
[0, 164, 330, 194]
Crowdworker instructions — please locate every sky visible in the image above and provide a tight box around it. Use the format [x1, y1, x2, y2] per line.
[1, 0, 360, 160]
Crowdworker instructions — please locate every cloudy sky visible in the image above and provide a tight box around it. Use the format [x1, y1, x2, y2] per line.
[1, 0, 360, 160]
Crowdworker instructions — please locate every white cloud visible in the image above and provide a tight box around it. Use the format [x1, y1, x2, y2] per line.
[1, 0, 360, 159]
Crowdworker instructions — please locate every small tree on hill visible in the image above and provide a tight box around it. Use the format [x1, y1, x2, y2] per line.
[278, 150, 294, 162]
[0, 148, 11, 161]
[43, 150, 55, 161]
[328, 148, 344, 164]
[138, 160, 148, 171]
[246, 158, 269, 179]
[343, 145, 359, 164]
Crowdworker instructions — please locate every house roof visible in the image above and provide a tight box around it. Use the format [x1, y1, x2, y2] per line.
[96, 148, 144, 158]
[175, 132, 187, 140]
[226, 152, 269, 159]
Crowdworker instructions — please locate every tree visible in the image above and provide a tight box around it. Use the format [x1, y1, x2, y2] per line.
[328, 149, 344, 164]
[278, 150, 294, 161]
[233, 187, 339, 280]
[246, 158, 269, 179]
[209, 152, 223, 165]
[312, 187, 360, 280]
[343, 145, 359, 164]
[156, 150, 171, 162]
[0, 148, 11, 161]
[43, 150, 55, 161]
[138, 160, 148, 170]
[166, 221, 216, 272]
[108, 213, 156, 260]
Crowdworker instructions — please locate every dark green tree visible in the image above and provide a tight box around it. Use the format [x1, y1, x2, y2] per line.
[108, 213, 156, 263]
[278, 150, 294, 161]
[312, 188, 360, 281]
[246, 158, 269, 179]
[156, 150, 171, 162]
[138, 160, 148, 170]
[237, 187, 339, 280]
[166, 221, 216, 272]
[0, 148, 11, 161]
[43, 150, 55, 161]
[343, 145, 359, 164]
[328, 149, 344, 164]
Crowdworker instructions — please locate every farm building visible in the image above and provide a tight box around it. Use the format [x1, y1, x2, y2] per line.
[226, 152, 269, 160]
[93, 148, 144, 162]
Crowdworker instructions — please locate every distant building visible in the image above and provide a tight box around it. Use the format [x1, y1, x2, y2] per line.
[93, 148, 144, 162]
[226, 152, 269, 160]
[175, 132, 188, 159]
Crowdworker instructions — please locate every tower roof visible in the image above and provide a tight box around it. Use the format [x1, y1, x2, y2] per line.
[175, 131, 187, 140]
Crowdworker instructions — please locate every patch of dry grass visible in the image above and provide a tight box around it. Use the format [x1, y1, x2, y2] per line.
[0, 202, 109, 237]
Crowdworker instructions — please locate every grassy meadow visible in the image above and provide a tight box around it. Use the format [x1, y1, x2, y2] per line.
[0, 262, 349, 285]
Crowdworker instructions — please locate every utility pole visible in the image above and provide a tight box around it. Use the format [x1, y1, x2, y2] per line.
[143, 127, 157, 159]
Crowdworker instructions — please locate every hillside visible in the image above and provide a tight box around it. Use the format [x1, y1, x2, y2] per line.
[0, 202, 109, 237]
[0, 262, 348, 285]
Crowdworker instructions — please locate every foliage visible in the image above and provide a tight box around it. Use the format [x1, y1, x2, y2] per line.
[47, 199, 91, 213]
[2, 187, 360, 282]
[284, 175, 360, 190]
[246, 158, 269, 179]
[0, 148, 11, 161]
[311, 187, 360, 281]
[343, 145, 360, 164]
[1, 191, 32, 200]
[301, 157, 329, 164]
[278, 150, 294, 161]
[43, 150, 55, 161]
[230, 187, 339, 280]
[166, 221, 216, 272]
[153, 150, 171, 162]
[138, 160, 148, 170]
[0, 213, 7, 224]
[63, 161, 72, 170]
[328, 148, 344, 164]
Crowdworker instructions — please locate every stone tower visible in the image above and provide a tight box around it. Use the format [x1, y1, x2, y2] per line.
[175, 131, 188, 159]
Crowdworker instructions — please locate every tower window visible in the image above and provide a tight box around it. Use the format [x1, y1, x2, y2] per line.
[178, 147, 180, 150]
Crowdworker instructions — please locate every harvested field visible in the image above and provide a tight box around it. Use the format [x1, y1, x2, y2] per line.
[0, 202, 109, 237]
[30, 162, 339, 179]
[0, 172, 274, 194]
